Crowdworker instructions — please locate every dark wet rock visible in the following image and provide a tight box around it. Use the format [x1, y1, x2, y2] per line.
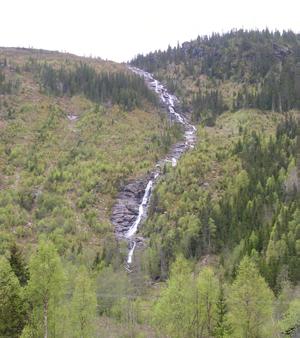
[273, 43, 292, 60]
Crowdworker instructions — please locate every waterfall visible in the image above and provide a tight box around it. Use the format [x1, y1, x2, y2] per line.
[112, 66, 197, 266]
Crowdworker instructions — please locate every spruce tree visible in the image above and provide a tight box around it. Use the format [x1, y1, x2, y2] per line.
[0, 256, 26, 338]
[214, 284, 232, 337]
[9, 242, 29, 286]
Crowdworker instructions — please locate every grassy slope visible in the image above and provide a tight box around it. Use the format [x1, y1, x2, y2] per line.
[0, 48, 174, 260]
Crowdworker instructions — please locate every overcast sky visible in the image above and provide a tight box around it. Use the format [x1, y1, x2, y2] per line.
[1, 0, 299, 62]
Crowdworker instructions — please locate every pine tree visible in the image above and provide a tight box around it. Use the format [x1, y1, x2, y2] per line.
[71, 266, 97, 338]
[0, 256, 26, 337]
[9, 242, 29, 286]
[214, 284, 232, 337]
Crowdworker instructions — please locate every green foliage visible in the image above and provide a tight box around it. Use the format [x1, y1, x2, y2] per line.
[279, 298, 300, 336]
[71, 266, 97, 338]
[145, 115, 300, 290]
[29, 60, 158, 111]
[214, 285, 232, 337]
[0, 256, 26, 337]
[26, 240, 66, 338]
[196, 267, 220, 336]
[96, 266, 131, 315]
[132, 29, 300, 118]
[228, 256, 274, 337]
[152, 256, 195, 337]
[0, 51, 176, 264]
[0, 69, 21, 95]
[8, 242, 29, 286]
[192, 89, 228, 123]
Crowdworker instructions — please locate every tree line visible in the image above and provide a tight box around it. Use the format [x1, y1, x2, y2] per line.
[131, 29, 300, 119]
[25, 59, 158, 111]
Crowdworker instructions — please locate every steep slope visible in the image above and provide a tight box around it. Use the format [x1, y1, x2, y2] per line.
[132, 29, 300, 124]
[1, 34, 300, 337]
[0, 48, 179, 263]
[143, 110, 299, 287]
[131, 31, 300, 290]
[111, 66, 196, 269]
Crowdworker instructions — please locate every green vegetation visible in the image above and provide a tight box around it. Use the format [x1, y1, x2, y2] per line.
[0, 47, 183, 336]
[0, 256, 25, 337]
[151, 255, 276, 338]
[27, 58, 158, 110]
[1, 30, 300, 336]
[0, 48, 179, 266]
[143, 112, 299, 290]
[132, 29, 300, 123]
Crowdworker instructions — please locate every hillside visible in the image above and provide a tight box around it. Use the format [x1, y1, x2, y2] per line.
[132, 29, 300, 124]
[129, 30, 300, 337]
[0, 47, 179, 262]
[1, 34, 300, 338]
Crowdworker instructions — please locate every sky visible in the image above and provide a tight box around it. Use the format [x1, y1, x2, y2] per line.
[1, 0, 299, 62]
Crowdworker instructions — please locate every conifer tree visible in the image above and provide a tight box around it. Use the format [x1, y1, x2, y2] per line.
[0, 256, 26, 338]
[9, 242, 29, 286]
[214, 284, 232, 337]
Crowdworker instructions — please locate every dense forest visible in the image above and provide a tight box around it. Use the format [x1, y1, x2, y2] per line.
[144, 115, 299, 287]
[0, 30, 300, 337]
[132, 29, 300, 123]
[25, 58, 158, 110]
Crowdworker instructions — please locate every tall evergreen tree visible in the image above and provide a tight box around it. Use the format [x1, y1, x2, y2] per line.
[214, 284, 232, 337]
[0, 256, 26, 338]
[9, 242, 29, 286]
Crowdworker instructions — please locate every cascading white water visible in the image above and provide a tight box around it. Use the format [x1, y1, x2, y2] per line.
[125, 174, 159, 264]
[125, 179, 154, 239]
[123, 66, 197, 266]
[127, 241, 136, 264]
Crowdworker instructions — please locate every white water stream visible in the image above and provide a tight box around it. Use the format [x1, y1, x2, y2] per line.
[123, 66, 196, 266]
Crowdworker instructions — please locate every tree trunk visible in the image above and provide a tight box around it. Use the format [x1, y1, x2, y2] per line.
[278, 93, 282, 113]
[44, 298, 48, 338]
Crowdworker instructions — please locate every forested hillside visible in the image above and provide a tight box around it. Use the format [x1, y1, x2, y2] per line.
[0, 48, 181, 337]
[130, 30, 300, 337]
[140, 111, 300, 338]
[143, 112, 299, 286]
[132, 29, 300, 124]
[1, 30, 300, 337]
